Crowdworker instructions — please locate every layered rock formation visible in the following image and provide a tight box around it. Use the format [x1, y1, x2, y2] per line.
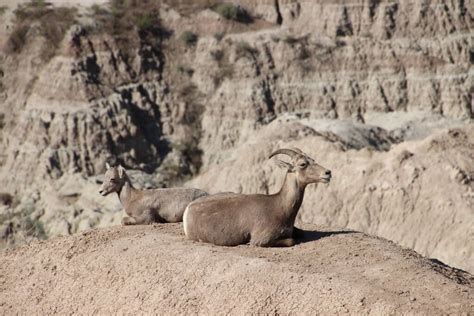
[0, 0, 472, 272]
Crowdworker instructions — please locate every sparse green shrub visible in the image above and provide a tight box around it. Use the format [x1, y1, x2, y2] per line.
[235, 41, 257, 59]
[283, 35, 299, 45]
[134, 13, 155, 32]
[23, 217, 46, 240]
[180, 83, 198, 101]
[181, 31, 198, 46]
[212, 65, 233, 86]
[298, 47, 310, 60]
[213, 32, 225, 42]
[209, 47, 232, 86]
[6, 24, 29, 54]
[0, 6, 8, 16]
[210, 49, 224, 62]
[213, 3, 237, 19]
[177, 64, 194, 76]
[336, 39, 347, 47]
[212, 3, 252, 23]
[270, 35, 280, 43]
[33, 0, 46, 8]
[89, 3, 108, 16]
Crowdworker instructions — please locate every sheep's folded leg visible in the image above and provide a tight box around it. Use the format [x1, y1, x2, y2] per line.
[134, 209, 159, 225]
[251, 237, 295, 247]
[122, 216, 137, 226]
[271, 238, 295, 247]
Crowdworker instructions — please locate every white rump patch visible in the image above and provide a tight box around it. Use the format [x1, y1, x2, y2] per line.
[183, 205, 190, 237]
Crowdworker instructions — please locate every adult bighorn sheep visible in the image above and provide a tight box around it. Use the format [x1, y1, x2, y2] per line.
[99, 163, 208, 225]
[183, 148, 331, 247]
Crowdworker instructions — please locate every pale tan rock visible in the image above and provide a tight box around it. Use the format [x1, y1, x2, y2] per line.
[0, 224, 472, 314]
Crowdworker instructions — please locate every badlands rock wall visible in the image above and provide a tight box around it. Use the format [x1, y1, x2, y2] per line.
[190, 0, 473, 167]
[0, 0, 472, 271]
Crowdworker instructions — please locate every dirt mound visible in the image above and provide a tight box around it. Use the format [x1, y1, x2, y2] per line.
[0, 224, 472, 314]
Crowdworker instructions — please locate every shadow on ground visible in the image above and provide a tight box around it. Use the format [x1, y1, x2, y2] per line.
[293, 227, 356, 244]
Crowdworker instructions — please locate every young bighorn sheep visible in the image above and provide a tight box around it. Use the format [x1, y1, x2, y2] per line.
[99, 163, 208, 225]
[183, 148, 332, 247]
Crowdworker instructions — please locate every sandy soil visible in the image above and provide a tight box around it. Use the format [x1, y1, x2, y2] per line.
[0, 224, 472, 314]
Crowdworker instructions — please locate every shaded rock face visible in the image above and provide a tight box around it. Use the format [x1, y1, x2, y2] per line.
[1, 27, 172, 190]
[0, 0, 472, 271]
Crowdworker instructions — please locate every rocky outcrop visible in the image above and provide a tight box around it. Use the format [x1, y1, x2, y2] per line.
[0, 224, 472, 314]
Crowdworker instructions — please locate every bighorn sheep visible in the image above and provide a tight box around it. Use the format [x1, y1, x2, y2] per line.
[183, 148, 331, 247]
[99, 163, 208, 225]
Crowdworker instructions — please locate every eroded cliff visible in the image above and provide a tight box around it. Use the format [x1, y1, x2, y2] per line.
[0, 0, 472, 272]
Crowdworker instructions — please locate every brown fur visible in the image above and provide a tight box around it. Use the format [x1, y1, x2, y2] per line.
[99, 164, 208, 225]
[183, 148, 331, 247]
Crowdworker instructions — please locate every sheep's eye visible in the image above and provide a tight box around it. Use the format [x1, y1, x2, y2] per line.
[298, 162, 307, 168]
[110, 178, 118, 183]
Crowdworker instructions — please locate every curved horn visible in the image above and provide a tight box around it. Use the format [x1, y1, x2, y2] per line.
[290, 147, 305, 155]
[268, 148, 302, 160]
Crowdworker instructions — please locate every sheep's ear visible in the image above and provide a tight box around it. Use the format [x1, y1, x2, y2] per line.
[118, 165, 125, 178]
[105, 162, 111, 170]
[275, 159, 295, 172]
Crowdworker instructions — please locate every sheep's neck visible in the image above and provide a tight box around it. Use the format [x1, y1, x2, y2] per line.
[117, 175, 135, 207]
[277, 172, 306, 223]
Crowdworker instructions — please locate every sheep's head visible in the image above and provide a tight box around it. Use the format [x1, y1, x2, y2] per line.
[269, 148, 331, 186]
[99, 163, 127, 196]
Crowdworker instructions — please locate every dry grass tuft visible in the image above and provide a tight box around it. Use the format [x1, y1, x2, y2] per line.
[212, 3, 252, 23]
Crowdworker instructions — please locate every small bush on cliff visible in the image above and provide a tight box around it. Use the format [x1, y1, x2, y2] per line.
[135, 13, 155, 32]
[177, 65, 194, 76]
[22, 217, 47, 241]
[6, 0, 77, 60]
[89, 3, 108, 16]
[235, 41, 258, 59]
[0, 6, 7, 16]
[213, 32, 225, 42]
[283, 35, 299, 45]
[181, 31, 198, 47]
[212, 3, 252, 23]
[210, 49, 224, 62]
[208, 48, 233, 86]
[0, 113, 5, 129]
[212, 65, 233, 87]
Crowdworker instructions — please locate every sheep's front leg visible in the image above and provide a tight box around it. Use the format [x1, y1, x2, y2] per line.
[269, 238, 295, 247]
[133, 209, 160, 225]
[251, 237, 295, 247]
[122, 216, 137, 226]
